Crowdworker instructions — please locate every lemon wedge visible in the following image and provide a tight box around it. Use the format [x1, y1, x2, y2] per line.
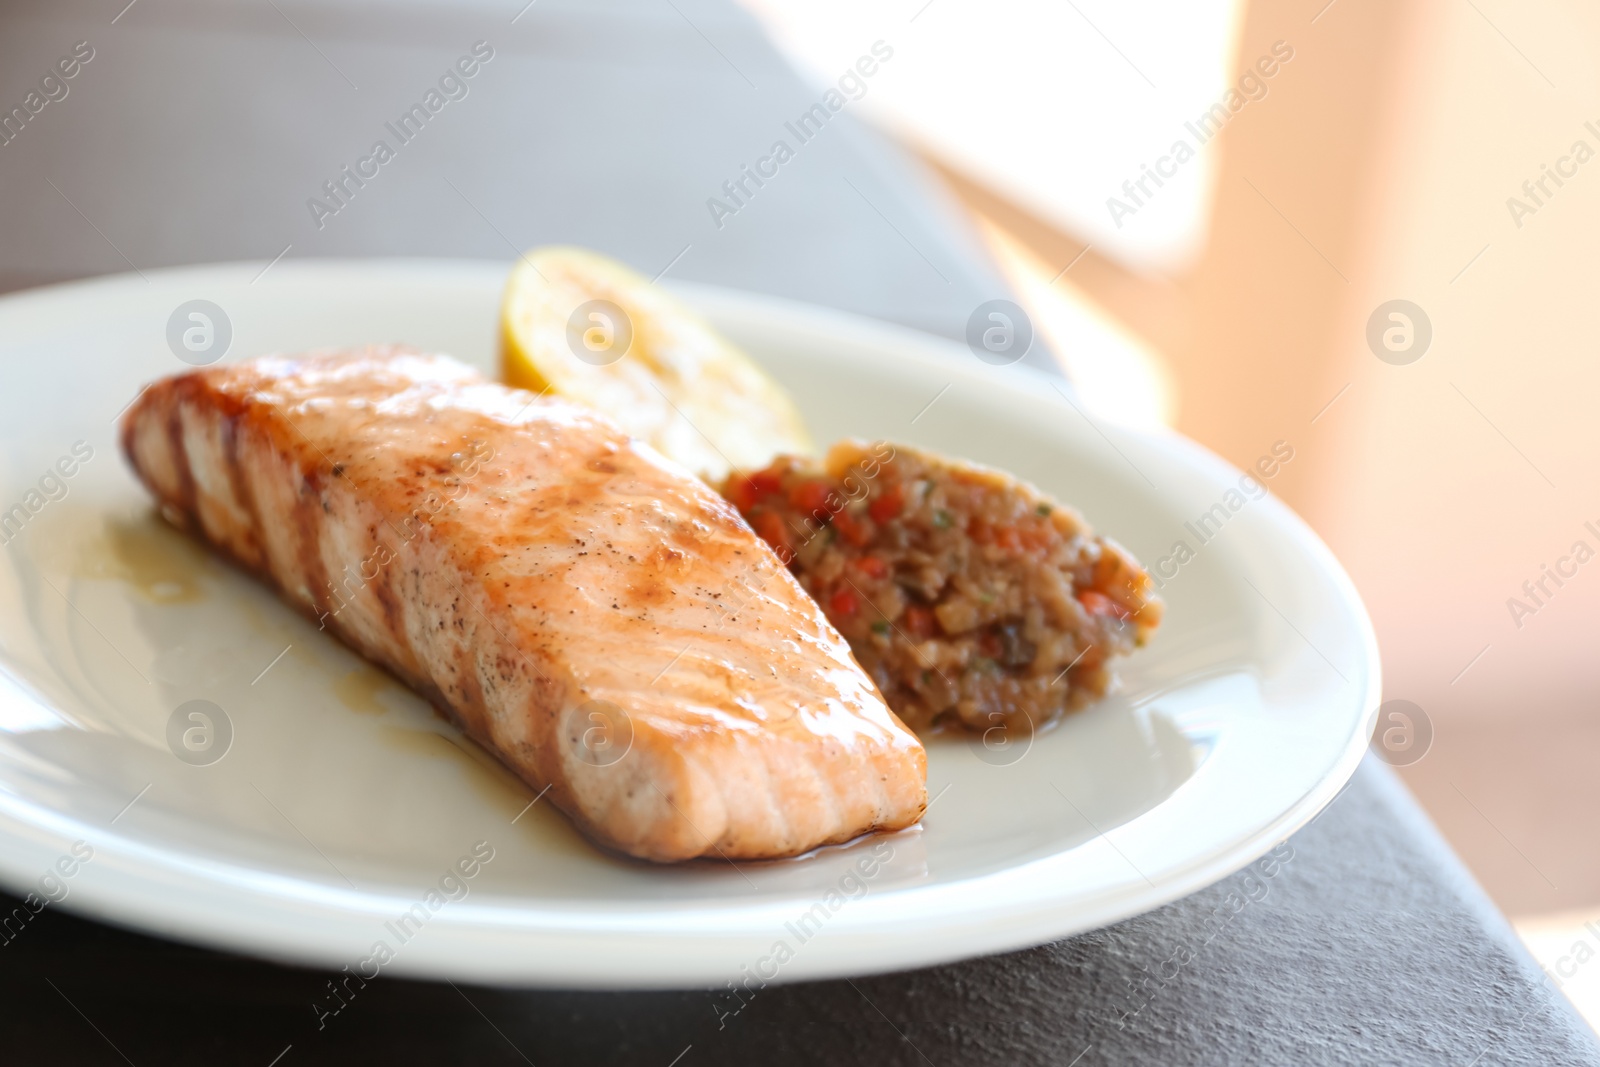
[499, 246, 813, 482]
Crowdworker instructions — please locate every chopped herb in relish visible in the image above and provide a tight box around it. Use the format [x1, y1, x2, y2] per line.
[932, 510, 953, 528]
[871, 620, 889, 635]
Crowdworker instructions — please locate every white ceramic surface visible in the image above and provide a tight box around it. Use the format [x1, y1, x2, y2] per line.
[0, 260, 1379, 988]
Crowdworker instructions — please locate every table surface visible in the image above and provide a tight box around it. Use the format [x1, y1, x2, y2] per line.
[0, 1, 1595, 1063]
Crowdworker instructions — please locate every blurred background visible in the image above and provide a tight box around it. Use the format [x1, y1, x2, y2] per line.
[737, 0, 1600, 1019]
[2, 0, 1596, 1027]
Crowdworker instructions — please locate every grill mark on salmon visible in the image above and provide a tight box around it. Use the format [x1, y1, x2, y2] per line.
[296, 472, 333, 623]
[164, 403, 196, 516]
[120, 346, 926, 862]
[219, 412, 264, 567]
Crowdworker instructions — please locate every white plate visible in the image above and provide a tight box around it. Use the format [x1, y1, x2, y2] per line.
[0, 260, 1379, 988]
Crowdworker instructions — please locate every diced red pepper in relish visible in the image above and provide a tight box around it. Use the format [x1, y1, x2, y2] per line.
[727, 469, 783, 513]
[1017, 523, 1056, 552]
[724, 477, 757, 512]
[1077, 590, 1124, 619]
[752, 510, 792, 557]
[990, 526, 1023, 552]
[833, 509, 873, 547]
[854, 555, 889, 580]
[789, 479, 833, 517]
[902, 604, 936, 640]
[828, 587, 860, 617]
[750, 468, 784, 496]
[868, 484, 905, 523]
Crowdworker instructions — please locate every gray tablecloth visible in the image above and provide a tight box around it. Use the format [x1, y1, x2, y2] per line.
[0, 1, 1594, 1063]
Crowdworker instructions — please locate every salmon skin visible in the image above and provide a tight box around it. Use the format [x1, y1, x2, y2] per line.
[120, 347, 926, 862]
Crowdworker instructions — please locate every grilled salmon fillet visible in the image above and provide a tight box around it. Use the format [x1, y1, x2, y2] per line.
[119, 347, 926, 862]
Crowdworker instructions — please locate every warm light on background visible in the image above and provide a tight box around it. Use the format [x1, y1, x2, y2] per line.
[737, 0, 1247, 272]
[753, 0, 1600, 1027]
